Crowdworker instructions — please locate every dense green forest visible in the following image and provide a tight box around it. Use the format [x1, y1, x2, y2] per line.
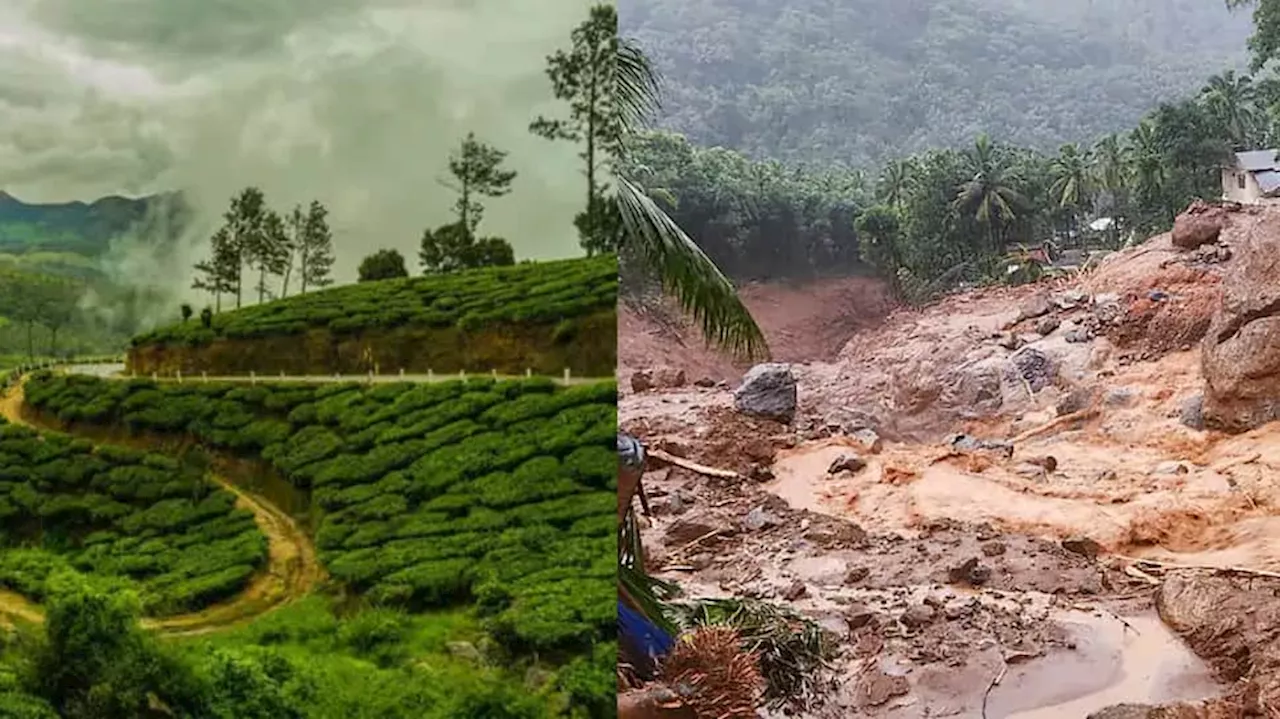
[624, 62, 1272, 294]
[620, 0, 1254, 167]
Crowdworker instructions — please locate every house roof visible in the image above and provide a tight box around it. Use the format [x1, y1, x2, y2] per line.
[1236, 150, 1280, 171]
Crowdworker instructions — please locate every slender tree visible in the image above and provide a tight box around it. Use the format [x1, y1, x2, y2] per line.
[223, 187, 270, 308]
[249, 210, 289, 304]
[281, 205, 304, 298]
[530, 3, 619, 255]
[299, 201, 335, 293]
[192, 226, 236, 313]
[441, 133, 517, 240]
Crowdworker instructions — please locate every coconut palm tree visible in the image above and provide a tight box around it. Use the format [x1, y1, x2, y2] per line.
[1200, 70, 1261, 148]
[615, 38, 768, 360]
[953, 134, 1027, 255]
[1048, 143, 1094, 236]
[877, 158, 914, 210]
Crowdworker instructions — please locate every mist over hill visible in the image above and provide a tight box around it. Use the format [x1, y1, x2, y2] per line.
[620, 0, 1255, 166]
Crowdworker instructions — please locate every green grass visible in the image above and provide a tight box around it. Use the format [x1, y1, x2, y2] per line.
[132, 254, 618, 347]
[24, 373, 616, 656]
[0, 417, 267, 615]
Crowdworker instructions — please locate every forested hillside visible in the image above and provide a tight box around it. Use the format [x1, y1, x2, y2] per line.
[620, 0, 1253, 165]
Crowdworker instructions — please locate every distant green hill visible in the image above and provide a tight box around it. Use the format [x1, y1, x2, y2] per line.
[622, 0, 1254, 166]
[0, 191, 185, 258]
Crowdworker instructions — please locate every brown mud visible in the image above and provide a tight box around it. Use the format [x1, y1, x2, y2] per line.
[621, 207, 1280, 717]
[0, 381, 324, 637]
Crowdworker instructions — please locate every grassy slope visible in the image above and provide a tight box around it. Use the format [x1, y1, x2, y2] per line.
[128, 255, 618, 377]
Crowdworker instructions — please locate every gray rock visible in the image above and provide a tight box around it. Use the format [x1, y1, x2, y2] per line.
[1103, 387, 1137, 408]
[734, 363, 798, 422]
[1010, 347, 1054, 392]
[827, 452, 866, 475]
[743, 506, 780, 531]
[1017, 292, 1053, 321]
[900, 604, 937, 628]
[851, 428, 883, 454]
[1062, 536, 1101, 560]
[1035, 316, 1061, 336]
[1180, 394, 1205, 430]
[447, 641, 484, 663]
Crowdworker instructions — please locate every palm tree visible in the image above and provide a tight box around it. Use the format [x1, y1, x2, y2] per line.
[877, 158, 913, 210]
[1125, 120, 1167, 225]
[615, 39, 768, 360]
[953, 134, 1026, 255]
[1090, 134, 1130, 246]
[1200, 70, 1260, 148]
[1048, 143, 1094, 237]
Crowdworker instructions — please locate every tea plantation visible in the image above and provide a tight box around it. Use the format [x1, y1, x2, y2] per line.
[132, 254, 617, 346]
[0, 417, 266, 615]
[24, 372, 616, 654]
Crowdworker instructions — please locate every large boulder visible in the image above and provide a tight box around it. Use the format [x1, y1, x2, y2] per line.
[734, 363, 797, 422]
[1202, 214, 1280, 431]
[1171, 200, 1228, 250]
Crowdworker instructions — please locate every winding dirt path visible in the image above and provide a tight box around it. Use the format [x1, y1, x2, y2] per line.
[0, 380, 324, 636]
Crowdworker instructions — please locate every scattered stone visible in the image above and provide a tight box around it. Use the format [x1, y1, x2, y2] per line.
[1103, 387, 1137, 408]
[689, 553, 713, 570]
[1064, 327, 1094, 343]
[652, 366, 687, 388]
[1092, 294, 1123, 324]
[665, 519, 717, 545]
[827, 452, 866, 475]
[1035, 316, 1061, 336]
[1062, 536, 1101, 560]
[1010, 347, 1054, 392]
[1025, 455, 1058, 472]
[845, 604, 876, 629]
[1147, 289, 1169, 302]
[844, 566, 870, 585]
[742, 506, 780, 531]
[847, 667, 910, 708]
[1171, 199, 1228, 249]
[943, 598, 976, 620]
[1153, 461, 1189, 476]
[694, 376, 717, 388]
[950, 434, 1014, 458]
[981, 541, 1006, 557]
[900, 604, 937, 629]
[815, 615, 849, 638]
[998, 332, 1023, 350]
[947, 558, 991, 586]
[1056, 386, 1096, 415]
[851, 428, 884, 454]
[664, 491, 689, 515]
[1017, 292, 1053, 321]
[782, 579, 807, 601]
[629, 370, 653, 393]
[748, 464, 774, 482]
[1054, 289, 1088, 310]
[1180, 394, 1205, 430]
[734, 363, 798, 423]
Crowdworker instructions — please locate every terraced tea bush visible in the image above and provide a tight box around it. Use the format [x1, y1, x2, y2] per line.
[25, 372, 616, 654]
[0, 417, 266, 614]
[132, 254, 617, 347]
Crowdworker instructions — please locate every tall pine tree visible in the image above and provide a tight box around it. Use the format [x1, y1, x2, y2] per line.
[300, 200, 335, 293]
[530, 3, 620, 255]
[440, 133, 517, 240]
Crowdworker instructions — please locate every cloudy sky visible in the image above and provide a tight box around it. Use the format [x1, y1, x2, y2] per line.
[0, 0, 596, 287]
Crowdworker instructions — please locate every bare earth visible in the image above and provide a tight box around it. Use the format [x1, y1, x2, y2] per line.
[0, 380, 324, 636]
[622, 211, 1280, 717]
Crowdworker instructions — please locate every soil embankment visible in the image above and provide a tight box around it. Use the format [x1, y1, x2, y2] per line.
[129, 308, 617, 378]
[0, 381, 323, 636]
[621, 203, 1280, 716]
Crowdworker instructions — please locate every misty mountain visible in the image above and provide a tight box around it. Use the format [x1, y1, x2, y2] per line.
[620, 0, 1255, 166]
[0, 191, 184, 257]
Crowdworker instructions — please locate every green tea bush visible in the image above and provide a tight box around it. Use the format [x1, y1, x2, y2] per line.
[25, 372, 616, 654]
[0, 416, 266, 615]
[133, 254, 617, 346]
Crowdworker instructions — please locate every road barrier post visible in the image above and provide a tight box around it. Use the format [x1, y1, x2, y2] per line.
[491, 369, 497, 379]
[280, 370, 285, 378]
[176, 370, 182, 384]
[459, 369, 466, 380]
[202, 371, 208, 383]
[526, 368, 532, 378]
[151, 372, 157, 381]
[563, 368, 570, 384]
[399, 368, 405, 377]
[250, 371, 257, 385]
[427, 369, 433, 381]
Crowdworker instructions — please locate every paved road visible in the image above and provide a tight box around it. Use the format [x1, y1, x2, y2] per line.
[58, 363, 611, 386]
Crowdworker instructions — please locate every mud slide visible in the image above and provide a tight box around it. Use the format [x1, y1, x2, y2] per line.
[0, 381, 324, 637]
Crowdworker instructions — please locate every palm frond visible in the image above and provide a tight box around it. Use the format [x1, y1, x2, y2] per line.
[617, 176, 769, 361]
[617, 38, 661, 139]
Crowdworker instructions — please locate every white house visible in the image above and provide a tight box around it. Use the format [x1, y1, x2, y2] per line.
[1222, 150, 1280, 204]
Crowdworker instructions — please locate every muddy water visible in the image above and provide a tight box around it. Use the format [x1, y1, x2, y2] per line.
[991, 611, 1223, 718]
